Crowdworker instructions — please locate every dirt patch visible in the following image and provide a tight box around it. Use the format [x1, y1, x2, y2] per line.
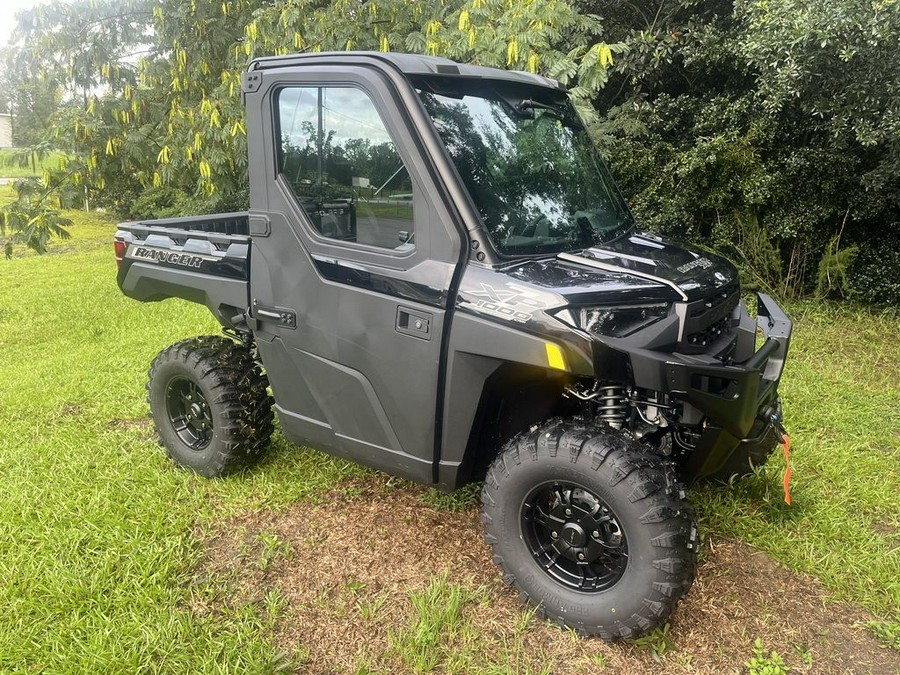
[106, 416, 157, 441]
[60, 403, 82, 417]
[48, 402, 85, 425]
[193, 475, 900, 674]
[872, 520, 899, 539]
[108, 416, 153, 432]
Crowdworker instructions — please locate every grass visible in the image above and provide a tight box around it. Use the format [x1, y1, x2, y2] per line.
[867, 619, 900, 651]
[381, 575, 557, 675]
[0, 199, 898, 671]
[419, 482, 481, 512]
[746, 638, 790, 675]
[0, 149, 67, 178]
[388, 573, 485, 673]
[630, 624, 675, 663]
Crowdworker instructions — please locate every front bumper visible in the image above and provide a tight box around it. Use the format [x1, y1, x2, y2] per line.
[667, 293, 791, 437]
[625, 293, 792, 482]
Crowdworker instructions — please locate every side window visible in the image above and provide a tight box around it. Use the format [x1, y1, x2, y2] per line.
[276, 87, 415, 251]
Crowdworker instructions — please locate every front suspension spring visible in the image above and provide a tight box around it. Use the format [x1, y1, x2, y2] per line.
[597, 384, 628, 427]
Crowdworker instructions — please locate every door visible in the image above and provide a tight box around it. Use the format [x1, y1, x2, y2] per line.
[245, 65, 461, 483]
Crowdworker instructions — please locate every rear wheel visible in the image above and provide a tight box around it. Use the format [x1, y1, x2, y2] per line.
[482, 420, 697, 639]
[147, 336, 274, 477]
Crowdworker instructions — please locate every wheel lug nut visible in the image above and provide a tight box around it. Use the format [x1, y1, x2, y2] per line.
[565, 508, 572, 516]
[592, 530, 600, 539]
[578, 553, 585, 561]
[551, 531, 558, 539]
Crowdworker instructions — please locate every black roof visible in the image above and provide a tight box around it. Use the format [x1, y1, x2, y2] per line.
[248, 51, 563, 91]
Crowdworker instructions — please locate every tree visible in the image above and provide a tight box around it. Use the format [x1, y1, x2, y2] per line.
[1, 0, 153, 256]
[4, 0, 898, 306]
[0, 47, 63, 150]
[0, 177, 72, 258]
[2, 0, 619, 258]
[587, 0, 900, 301]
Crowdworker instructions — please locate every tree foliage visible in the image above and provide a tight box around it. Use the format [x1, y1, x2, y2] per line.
[2, 0, 898, 305]
[591, 0, 900, 303]
[2, 0, 618, 236]
[0, 177, 72, 258]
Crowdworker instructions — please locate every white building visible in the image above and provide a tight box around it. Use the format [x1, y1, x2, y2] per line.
[0, 114, 13, 148]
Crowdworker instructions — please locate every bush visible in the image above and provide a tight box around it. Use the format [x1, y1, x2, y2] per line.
[847, 229, 900, 308]
[128, 185, 250, 221]
[129, 186, 185, 220]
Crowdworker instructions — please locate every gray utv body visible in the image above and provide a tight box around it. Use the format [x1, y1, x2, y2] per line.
[117, 51, 790, 488]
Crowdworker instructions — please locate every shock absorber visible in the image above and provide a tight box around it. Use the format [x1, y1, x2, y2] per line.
[596, 383, 628, 428]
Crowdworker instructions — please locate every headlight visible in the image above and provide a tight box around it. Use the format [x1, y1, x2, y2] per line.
[554, 304, 670, 337]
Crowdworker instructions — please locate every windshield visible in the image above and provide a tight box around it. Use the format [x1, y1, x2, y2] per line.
[416, 78, 634, 257]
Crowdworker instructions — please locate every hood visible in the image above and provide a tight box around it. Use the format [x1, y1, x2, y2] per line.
[505, 232, 738, 304]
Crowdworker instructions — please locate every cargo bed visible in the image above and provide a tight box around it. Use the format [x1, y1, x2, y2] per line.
[114, 212, 251, 327]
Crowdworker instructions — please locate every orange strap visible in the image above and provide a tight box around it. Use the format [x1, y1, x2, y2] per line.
[781, 434, 792, 505]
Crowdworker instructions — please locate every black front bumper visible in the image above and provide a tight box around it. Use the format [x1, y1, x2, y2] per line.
[627, 293, 792, 482]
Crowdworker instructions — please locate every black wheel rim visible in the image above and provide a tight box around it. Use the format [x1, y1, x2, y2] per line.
[165, 377, 214, 450]
[521, 481, 628, 592]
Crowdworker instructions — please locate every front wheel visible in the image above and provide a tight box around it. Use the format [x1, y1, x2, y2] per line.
[481, 420, 698, 639]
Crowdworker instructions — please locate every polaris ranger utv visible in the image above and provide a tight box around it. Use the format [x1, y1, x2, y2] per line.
[114, 52, 792, 639]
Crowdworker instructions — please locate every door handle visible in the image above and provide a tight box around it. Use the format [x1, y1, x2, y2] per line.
[252, 299, 297, 329]
[396, 306, 432, 340]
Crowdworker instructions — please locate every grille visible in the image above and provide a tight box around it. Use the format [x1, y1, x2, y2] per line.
[678, 283, 739, 357]
[686, 315, 730, 349]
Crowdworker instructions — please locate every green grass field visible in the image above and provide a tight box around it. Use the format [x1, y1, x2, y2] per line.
[0, 200, 897, 672]
[0, 149, 67, 179]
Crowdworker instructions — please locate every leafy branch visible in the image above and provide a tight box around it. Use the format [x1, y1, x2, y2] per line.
[0, 177, 73, 259]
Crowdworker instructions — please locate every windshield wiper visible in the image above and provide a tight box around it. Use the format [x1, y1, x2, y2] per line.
[515, 98, 582, 126]
[516, 99, 565, 117]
